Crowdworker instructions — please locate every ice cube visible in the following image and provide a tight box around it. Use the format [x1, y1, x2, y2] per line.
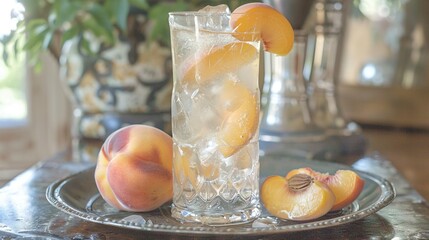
[198, 4, 231, 14]
[196, 137, 218, 164]
[188, 89, 222, 132]
[172, 110, 192, 143]
[172, 93, 189, 139]
[196, 4, 232, 31]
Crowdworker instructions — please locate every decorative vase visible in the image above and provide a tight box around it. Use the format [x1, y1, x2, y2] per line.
[60, 11, 172, 162]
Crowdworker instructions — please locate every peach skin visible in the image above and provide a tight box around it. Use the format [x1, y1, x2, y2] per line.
[286, 168, 365, 211]
[230, 3, 294, 55]
[94, 124, 173, 212]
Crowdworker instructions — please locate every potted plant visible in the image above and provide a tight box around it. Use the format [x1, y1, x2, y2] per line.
[2, 0, 255, 63]
[1, 0, 255, 161]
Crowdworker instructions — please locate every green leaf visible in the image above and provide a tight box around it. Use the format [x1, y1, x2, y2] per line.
[105, 0, 130, 32]
[88, 3, 114, 33]
[13, 35, 22, 58]
[82, 18, 104, 37]
[0, 29, 23, 66]
[42, 28, 54, 50]
[61, 26, 79, 46]
[82, 17, 114, 45]
[129, 0, 149, 10]
[52, 0, 81, 27]
[24, 19, 50, 53]
[2, 48, 10, 67]
[87, 3, 115, 45]
[148, 1, 189, 46]
[80, 36, 93, 56]
[26, 19, 48, 32]
[23, 24, 48, 51]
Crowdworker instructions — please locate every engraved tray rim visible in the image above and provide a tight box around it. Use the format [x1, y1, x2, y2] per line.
[46, 157, 396, 236]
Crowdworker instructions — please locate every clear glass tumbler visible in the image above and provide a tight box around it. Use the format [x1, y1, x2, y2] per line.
[168, 11, 261, 224]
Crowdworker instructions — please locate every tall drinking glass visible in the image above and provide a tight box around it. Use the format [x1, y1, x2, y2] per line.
[169, 11, 261, 224]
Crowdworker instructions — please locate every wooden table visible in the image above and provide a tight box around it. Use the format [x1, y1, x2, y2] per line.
[363, 127, 429, 201]
[1, 128, 429, 239]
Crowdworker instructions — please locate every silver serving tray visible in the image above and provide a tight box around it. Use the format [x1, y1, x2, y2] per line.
[46, 156, 395, 236]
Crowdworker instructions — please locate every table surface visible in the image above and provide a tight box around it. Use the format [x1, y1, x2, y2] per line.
[363, 127, 429, 201]
[1, 135, 429, 239]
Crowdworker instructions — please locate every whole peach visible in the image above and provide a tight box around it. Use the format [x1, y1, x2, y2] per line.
[94, 125, 173, 212]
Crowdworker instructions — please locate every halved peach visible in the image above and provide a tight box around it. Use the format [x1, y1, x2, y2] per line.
[286, 168, 365, 211]
[218, 80, 259, 157]
[181, 42, 258, 85]
[230, 3, 294, 55]
[261, 174, 336, 221]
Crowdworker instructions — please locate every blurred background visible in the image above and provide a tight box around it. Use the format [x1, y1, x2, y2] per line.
[339, 0, 429, 129]
[0, 0, 428, 198]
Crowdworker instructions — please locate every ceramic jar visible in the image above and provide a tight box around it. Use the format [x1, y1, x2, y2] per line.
[60, 12, 172, 161]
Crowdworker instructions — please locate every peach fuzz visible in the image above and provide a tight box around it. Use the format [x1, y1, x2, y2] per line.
[95, 125, 173, 212]
[230, 3, 294, 56]
[286, 168, 365, 211]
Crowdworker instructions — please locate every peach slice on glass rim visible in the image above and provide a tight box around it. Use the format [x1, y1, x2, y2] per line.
[261, 173, 336, 221]
[286, 168, 365, 211]
[230, 3, 294, 56]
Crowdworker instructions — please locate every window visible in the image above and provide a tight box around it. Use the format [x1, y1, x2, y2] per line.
[0, 0, 26, 127]
[0, 0, 72, 185]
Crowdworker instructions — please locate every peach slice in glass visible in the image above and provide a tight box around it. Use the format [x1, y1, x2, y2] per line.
[173, 145, 198, 187]
[286, 168, 365, 211]
[181, 42, 258, 86]
[261, 174, 336, 221]
[217, 80, 259, 158]
[179, 43, 259, 158]
[230, 3, 294, 56]
[174, 145, 220, 186]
